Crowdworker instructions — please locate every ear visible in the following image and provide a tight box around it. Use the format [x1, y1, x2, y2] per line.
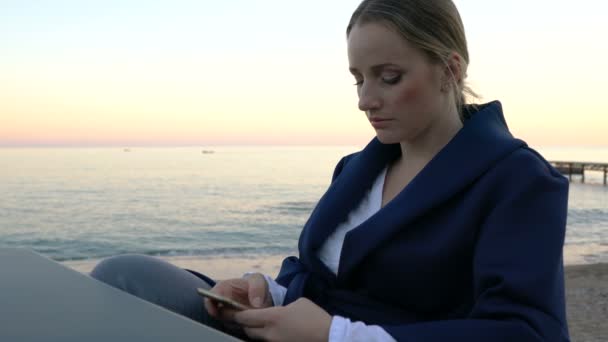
[441, 52, 463, 92]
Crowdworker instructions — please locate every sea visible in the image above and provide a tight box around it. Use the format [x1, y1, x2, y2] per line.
[1, 145, 607, 265]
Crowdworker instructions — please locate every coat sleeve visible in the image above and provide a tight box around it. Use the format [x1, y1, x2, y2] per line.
[381, 150, 570, 341]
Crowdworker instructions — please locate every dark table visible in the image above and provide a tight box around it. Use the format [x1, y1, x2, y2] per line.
[0, 248, 239, 341]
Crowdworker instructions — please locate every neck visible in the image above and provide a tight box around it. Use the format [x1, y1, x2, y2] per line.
[399, 108, 463, 164]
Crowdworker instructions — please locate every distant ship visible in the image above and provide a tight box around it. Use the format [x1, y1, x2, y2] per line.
[201, 150, 214, 154]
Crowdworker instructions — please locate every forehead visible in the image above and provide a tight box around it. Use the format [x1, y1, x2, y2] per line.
[347, 22, 423, 69]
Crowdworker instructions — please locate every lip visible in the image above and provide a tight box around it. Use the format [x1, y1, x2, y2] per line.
[369, 117, 393, 129]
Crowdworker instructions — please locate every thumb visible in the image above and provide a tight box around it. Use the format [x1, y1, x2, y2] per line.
[246, 274, 268, 308]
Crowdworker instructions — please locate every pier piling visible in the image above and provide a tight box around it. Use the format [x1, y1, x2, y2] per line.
[550, 161, 608, 186]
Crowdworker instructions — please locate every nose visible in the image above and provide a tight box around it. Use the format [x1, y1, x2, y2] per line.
[357, 83, 382, 113]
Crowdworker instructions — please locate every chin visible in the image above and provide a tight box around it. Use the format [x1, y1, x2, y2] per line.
[375, 132, 402, 145]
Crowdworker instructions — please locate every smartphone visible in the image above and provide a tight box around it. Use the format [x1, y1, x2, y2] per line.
[196, 288, 250, 311]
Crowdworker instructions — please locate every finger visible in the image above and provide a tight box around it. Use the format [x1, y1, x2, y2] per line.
[204, 298, 219, 317]
[242, 326, 269, 341]
[206, 279, 249, 314]
[246, 274, 268, 308]
[217, 305, 241, 322]
[233, 308, 271, 327]
[205, 301, 240, 322]
[229, 279, 250, 292]
[214, 278, 248, 298]
[211, 283, 234, 298]
[205, 298, 239, 320]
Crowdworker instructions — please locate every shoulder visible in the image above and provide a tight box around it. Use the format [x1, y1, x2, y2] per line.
[478, 146, 569, 205]
[331, 152, 360, 181]
[491, 146, 566, 183]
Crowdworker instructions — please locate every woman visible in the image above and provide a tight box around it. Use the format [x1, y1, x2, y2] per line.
[92, 0, 570, 341]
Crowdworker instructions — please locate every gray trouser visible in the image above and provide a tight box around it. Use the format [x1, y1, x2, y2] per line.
[90, 254, 244, 338]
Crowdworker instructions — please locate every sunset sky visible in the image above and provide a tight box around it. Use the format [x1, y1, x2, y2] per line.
[1, 0, 607, 147]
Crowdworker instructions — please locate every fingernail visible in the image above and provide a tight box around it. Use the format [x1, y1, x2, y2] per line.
[252, 297, 262, 308]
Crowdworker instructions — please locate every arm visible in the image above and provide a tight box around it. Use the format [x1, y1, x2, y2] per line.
[380, 150, 570, 341]
[245, 152, 399, 341]
[234, 298, 398, 342]
[259, 275, 398, 341]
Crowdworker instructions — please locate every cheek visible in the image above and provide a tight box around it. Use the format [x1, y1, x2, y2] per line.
[394, 81, 426, 111]
[398, 82, 421, 103]
[393, 76, 437, 112]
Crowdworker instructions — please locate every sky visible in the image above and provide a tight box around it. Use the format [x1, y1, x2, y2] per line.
[1, 0, 607, 147]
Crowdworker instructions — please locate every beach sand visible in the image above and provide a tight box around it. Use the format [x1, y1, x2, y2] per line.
[564, 263, 608, 342]
[63, 256, 608, 342]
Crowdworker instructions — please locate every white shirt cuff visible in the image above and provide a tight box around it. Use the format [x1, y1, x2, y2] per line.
[329, 315, 397, 342]
[262, 274, 287, 306]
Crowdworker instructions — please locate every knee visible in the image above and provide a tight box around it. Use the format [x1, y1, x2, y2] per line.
[90, 254, 152, 290]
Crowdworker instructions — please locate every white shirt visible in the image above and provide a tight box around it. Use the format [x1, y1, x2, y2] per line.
[260, 167, 397, 342]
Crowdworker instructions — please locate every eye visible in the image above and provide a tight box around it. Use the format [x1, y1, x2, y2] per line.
[353, 78, 363, 86]
[382, 73, 402, 85]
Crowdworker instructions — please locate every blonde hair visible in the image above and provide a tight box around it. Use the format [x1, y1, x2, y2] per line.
[347, 0, 478, 120]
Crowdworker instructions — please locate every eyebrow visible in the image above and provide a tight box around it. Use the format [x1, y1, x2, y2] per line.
[349, 63, 400, 74]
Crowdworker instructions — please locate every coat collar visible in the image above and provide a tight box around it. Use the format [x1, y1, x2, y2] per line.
[299, 101, 526, 279]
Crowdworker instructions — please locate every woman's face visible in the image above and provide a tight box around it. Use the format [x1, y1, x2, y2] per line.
[347, 22, 450, 144]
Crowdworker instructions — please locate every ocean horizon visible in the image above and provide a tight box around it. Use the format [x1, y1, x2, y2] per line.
[1, 145, 607, 265]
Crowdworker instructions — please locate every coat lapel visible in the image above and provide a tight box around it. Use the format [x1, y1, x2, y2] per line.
[298, 138, 401, 273]
[336, 101, 526, 277]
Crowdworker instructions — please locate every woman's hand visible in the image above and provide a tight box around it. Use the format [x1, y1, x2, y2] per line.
[204, 273, 273, 322]
[234, 297, 332, 342]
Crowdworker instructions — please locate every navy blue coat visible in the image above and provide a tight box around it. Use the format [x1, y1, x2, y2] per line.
[276, 102, 570, 341]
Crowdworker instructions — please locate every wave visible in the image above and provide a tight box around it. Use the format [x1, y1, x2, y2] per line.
[54, 245, 297, 262]
[0, 236, 297, 262]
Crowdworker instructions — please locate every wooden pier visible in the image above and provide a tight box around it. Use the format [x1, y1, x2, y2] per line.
[549, 161, 608, 185]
